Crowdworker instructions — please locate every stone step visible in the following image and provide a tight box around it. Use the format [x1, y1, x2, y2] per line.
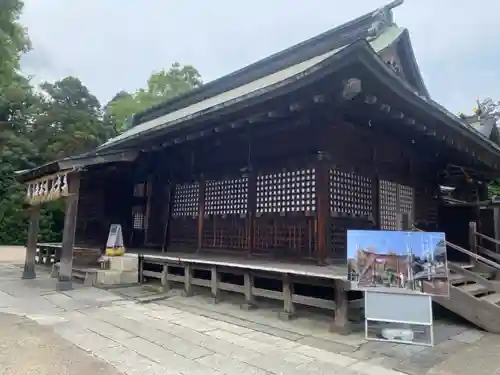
[459, 283, 489, 295]
[449, 273, 466, 284]
[480, 293, 500, 305]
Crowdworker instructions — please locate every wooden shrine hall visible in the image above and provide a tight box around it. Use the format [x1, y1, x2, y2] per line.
[16, 0, 500, 331]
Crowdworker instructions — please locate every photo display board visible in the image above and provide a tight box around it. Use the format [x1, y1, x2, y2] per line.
[347, 230, 450, 297]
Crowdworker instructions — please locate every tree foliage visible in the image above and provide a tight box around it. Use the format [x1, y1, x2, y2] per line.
[105, 63, 202, 133]
[0, 1, 204, 244]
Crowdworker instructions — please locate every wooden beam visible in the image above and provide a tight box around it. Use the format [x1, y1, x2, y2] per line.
[22, 205, 41, 279]
[57, 172, 81, 291]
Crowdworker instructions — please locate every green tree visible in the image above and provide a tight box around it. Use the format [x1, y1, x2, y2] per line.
[0, 0, 37, 244]
[32, 76, 113, 160]
[106, 63, 202, 133]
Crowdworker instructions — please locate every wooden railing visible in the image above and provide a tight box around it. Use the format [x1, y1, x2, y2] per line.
[469, 221, 500, 267]
[412, 223, 500, 272]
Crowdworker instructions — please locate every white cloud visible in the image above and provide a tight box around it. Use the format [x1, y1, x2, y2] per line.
[20, 0, 500, 112]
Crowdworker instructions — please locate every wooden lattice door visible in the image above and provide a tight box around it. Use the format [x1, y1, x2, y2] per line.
[253, 168, 317, 258]
[202, 176, 248, 250]
[329, 168, 375, 260]
[130, 182, 148, 247]
[379, 180, 414, 230]
[169, 182, 199, 249]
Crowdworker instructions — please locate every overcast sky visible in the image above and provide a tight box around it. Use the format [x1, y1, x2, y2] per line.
[20, 0, 500, 113]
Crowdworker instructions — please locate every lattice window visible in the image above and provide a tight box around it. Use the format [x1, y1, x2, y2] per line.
[132, 206, 145, 230]
[380, 180, 398, 230]
[172, 183, 199, 217]
[379, 181, 415, 230]
[133, 183, 147, 197]
[205, 177, 248, 216]
[329, 169, 372, 217]
[398, 184, 414, 220]
[256, 169, 316, 214]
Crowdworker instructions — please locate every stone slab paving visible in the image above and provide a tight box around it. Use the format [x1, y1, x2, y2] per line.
[0, 263, 498, 375]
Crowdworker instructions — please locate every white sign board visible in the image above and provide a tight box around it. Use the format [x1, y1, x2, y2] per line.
[106, 224, 124, 249]
[365, 290, 434, 346]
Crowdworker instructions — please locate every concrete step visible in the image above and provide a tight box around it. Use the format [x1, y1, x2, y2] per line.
[480, 293, 500, 305]
[459, 283, 489, 295]
[449, 273, 466, 284]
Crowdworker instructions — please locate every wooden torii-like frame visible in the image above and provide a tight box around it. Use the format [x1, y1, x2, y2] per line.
[22, 171, 80, 291]
[19, 150, 138, 291]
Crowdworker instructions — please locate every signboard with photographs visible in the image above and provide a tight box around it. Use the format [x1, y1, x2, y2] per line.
[347, 230, 449, 297]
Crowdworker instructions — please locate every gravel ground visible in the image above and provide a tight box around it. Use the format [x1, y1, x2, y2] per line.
[0, 313, 123, 375]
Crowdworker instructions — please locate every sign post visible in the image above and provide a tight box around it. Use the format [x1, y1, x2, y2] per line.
[105, 224, 125, 256]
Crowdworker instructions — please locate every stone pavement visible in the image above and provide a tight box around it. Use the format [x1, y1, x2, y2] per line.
[0, 257, 498, 375]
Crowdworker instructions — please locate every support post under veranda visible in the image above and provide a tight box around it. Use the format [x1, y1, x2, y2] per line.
[57, 172, 81, 291]
[22, 204, 41, 279]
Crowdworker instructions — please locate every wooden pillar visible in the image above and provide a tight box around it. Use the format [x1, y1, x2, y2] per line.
[247, 171, 257, 256]
[161, 264, 171, 292]
[279, 273, 295, 320]
[210, 266, 220, 303]
[330, 279, 350, 334]
[57, 172, 80, 291]
[196, 178, 205, 253]
[469, 221, 477, 265]
[315, 152, 330, 265]
[372, 176, 380, 229]
[22, 205, 41, 279]
[183, 263, 194, 297]
[138, 254, 144, 283]
[161, 182, 175, 252]
[241, 271, 256, 310]
[494, 207, 500, 253]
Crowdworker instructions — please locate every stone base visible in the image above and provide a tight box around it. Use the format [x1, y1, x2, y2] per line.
[210, 296, 219, 304]
[278, 311, 296, 321]
[329, 321, 352, 335]
[240, 302, 257, 311]
[96, 270, 138, 286]
[56, 279, 73, 291]
[22, 264, 36, 280]
[108, 254, 138, 272]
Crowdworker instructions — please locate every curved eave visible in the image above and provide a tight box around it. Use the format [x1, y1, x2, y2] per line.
[398, 29, 430, 98]
[96, 43, 364, 152]
[355, 43, 500, 167]
[97, 40, 499, 173]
